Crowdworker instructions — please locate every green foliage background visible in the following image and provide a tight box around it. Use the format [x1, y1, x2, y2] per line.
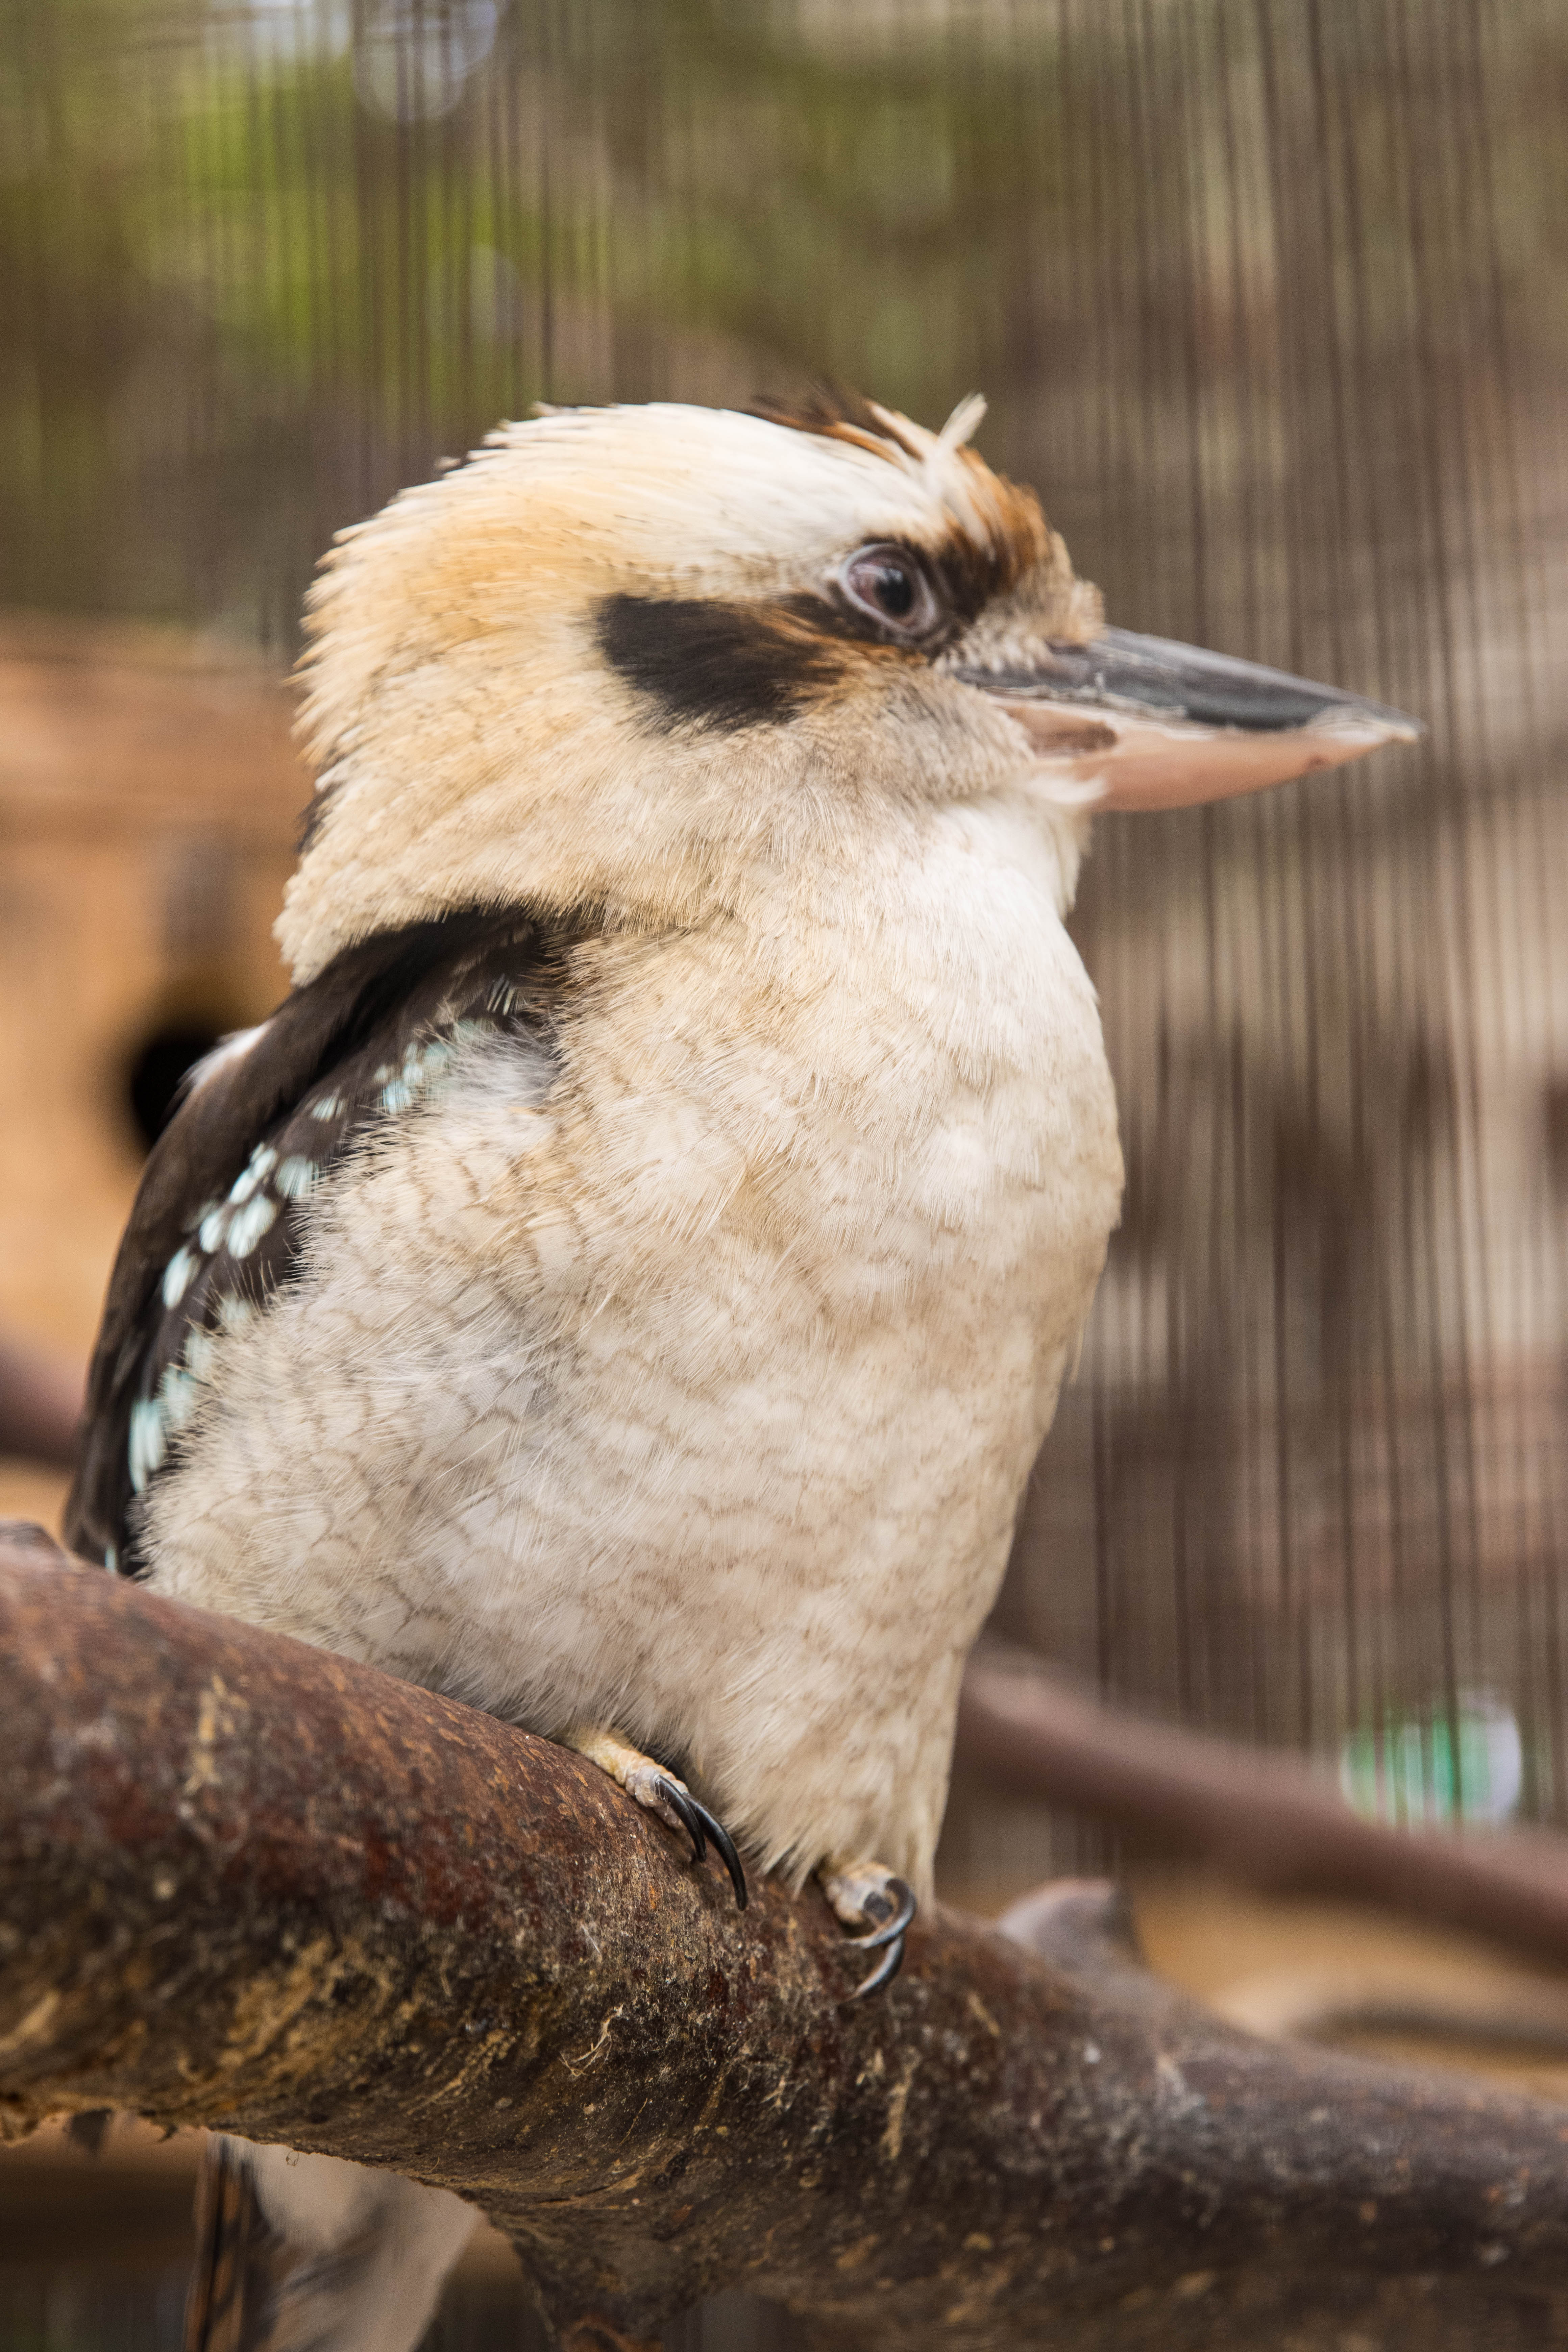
[3, 0, 1562, 664]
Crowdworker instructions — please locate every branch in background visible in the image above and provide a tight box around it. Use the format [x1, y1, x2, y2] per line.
[3, 1530, 1568, 2352]
[959, 1642, 1568, 1967]
[0, 1333, 82, 1467]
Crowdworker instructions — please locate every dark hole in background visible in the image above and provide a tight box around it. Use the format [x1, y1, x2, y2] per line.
[124, 1024, 226, 1153]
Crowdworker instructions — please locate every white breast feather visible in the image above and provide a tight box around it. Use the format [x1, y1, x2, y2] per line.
[143, 792, 1123, 1899]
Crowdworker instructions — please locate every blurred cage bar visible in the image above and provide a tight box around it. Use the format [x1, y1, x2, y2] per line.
[2, 3, 1566, 1853]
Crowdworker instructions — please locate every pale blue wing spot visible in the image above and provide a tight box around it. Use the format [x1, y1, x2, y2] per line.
[227, 1194, 280, 1258]
[381, 1079, 414, 1113]
[185, 1330, 217, 1381]
[217, 1294, 257, 1335]
[274, 1154, 320, 1201]
[162, 1245, 198, 1310]
[310, 1094, 342, 1122]
[158, 1364, 199, 1431]
[104, 1542, 118, 1575]
[199, 1203, 231, 1252]
[128, 1398, 167, 1494]
[228, 1145, 278, 1206]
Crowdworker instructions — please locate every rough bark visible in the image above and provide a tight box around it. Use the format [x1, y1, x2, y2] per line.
[960, 1641, 1568, 1967]
[3, 1533, 1567, 2352]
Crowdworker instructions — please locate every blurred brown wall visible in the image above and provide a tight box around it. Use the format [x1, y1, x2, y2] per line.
[0, 612, 305, 1518]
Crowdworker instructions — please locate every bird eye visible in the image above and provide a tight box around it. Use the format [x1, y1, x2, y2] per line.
[839, 544, 942, 639]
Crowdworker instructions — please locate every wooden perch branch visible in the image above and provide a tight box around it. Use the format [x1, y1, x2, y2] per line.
[959, 1642, 1568, 1967]
[3, 1532, 1568, 2352]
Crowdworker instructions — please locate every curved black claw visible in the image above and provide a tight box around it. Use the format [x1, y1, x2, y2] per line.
[694, 1803, 749, 1910]
[653, 1775, 748, 1909]
[848, 1935, 906, 2001]
[655, 1775, 707, 1864]
[845, 1877, 917, 2002]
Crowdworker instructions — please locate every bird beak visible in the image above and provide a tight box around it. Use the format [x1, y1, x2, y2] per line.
[957, 627, 1422, 810]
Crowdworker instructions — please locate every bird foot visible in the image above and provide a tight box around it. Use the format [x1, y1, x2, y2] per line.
[820, 1858, 917, 2000]
[563, 1724, 747, 1908]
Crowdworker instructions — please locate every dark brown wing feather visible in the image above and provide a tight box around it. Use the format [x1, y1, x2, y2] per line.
[66, 906, 575, 1575]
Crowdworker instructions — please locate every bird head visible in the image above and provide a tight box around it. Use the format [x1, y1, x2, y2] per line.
[280, 392, 1419, 982]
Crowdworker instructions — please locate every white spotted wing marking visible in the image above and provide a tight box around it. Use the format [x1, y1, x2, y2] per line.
[66, 907, 568, 1574]
[125, 1036, 498, 1498]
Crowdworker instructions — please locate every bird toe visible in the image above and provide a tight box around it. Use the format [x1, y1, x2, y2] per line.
[820, 1860, 917, 2000]
[563, 1725, 747, 1908]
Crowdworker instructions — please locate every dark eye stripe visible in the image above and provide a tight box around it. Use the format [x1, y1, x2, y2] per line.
[596, 594, 850, 734]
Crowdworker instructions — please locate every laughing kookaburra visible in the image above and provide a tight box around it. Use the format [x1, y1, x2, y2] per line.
[67, 389, 1418, 2350]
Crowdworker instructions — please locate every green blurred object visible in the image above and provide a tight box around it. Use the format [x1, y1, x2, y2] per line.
[1340, 1694, 1525, 1828]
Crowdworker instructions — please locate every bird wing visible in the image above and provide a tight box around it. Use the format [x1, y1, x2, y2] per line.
[66, 907, 574, 1574]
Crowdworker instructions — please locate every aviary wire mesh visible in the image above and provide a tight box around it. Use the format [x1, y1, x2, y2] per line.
[3, 0, 1565, 1877]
